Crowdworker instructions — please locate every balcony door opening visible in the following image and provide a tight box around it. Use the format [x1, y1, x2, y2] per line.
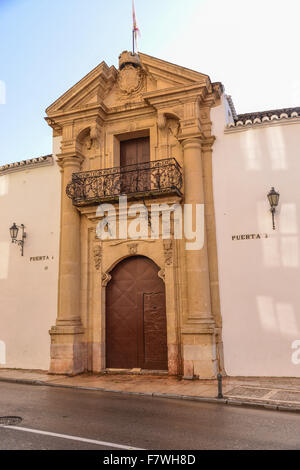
[120, 137, 150, 194]
[120, 136, 150, 167]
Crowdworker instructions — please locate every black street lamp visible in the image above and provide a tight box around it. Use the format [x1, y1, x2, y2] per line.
[9, 223, 26, 256]
[267, 187, 280, 230]
[9, 223, 19, 240]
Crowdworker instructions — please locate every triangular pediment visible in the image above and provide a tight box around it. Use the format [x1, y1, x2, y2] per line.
[139, 52, 209, 89]
[46, 52, 210, 116]
[46, 61, 117, 115]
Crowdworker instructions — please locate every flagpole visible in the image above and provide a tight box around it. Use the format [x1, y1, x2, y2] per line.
[132, 0, 138, 54]
[132, 0, 134, 54]
[133, 29, 135, 54]
[132, 0, 139, 55]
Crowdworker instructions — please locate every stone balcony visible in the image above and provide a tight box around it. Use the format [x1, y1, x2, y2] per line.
[66, 158, 183, 206]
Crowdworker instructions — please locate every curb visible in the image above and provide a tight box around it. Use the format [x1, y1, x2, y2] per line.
[1, 376, 300, 413]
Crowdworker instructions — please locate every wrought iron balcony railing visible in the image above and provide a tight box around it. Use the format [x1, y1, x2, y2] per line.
[66, 158, 183, 206]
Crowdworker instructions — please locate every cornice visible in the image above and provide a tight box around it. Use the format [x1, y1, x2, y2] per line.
[105, 106, 156, 124]
[56, 151, 84, 169]
[0, 155, 53, 175]
[46, 100, 156, 128]
[144, 83, 209, 107]
[236, 107, 300, 123]
[178, 131, 204, 143]
[45, 61, 117, 115]
[226, 106, 300, 132]
[139, 52, 210, 84]
[225, 115, 300, 133]
[106, 100, 150, 115]
[46, 102, 108, 123]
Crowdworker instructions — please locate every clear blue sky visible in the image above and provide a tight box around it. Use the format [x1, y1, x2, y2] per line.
[0, 0, 299, 165]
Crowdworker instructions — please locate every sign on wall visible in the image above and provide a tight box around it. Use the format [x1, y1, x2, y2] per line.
[232, 233, 270, 241]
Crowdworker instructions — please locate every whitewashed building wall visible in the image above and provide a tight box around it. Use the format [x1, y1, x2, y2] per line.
[212, 98, 300, 377]
[0, 138, 61, 370]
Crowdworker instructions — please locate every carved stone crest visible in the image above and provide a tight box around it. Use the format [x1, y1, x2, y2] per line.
[163, 239, 173, 266]
[118, 65, 144, 96]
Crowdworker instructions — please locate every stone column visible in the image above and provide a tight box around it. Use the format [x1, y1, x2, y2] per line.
[182, 138, 213, 323]
[181, 138, 217, 379]
[49, 154, 85, 375]
[201, 138, 225, 373]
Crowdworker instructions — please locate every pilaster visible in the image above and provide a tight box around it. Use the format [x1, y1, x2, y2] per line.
[49, 152, 85, 375]
[179, 100, 218, 378]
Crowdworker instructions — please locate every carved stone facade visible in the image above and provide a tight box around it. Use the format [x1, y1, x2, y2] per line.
[93, 245, 102, 271]
[46, 51, 223, 378]
[163, 240, 173, 266]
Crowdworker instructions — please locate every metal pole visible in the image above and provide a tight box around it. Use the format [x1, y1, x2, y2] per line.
[271, 208, 276, 230]
[217, 373, 223, 399]
[132, 30, 135, 54]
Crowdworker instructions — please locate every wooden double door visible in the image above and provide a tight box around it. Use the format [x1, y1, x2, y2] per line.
[120, 137, 150, 167]
[106, 256, 168, 371]
[120, 137, 151, 194]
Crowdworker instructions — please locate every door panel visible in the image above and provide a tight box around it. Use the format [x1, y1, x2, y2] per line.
[143, 292, 168, 370]
[120, 137, 151, 194]
[120, 137, 150, 167]
[106, 256, 168, 371]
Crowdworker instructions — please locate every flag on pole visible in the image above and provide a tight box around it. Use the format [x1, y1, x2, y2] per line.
[132, 0, 140, 53]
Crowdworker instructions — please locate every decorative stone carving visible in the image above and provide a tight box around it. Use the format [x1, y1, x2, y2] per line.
[93, 245, 102, 271]
[102, 272, 112, 287]
[86, 125, 101, 150]
[158, 269, 166, 282]
[90, 124, 99, 141]
[168, 118, 180, 140]
[128, 243, 138, 255]
[118, 64, 144, 96]
[118, 50, 141, 68]
[163, 239, 173, 266]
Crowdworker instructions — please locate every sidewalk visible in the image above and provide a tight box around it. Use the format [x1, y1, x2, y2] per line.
[1, 368, 300, 412]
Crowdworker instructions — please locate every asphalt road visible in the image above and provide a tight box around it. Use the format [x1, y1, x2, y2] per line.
[0, 381, 300, 450]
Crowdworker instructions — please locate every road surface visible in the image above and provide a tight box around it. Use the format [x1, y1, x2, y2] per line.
[0, 381, 300, 450]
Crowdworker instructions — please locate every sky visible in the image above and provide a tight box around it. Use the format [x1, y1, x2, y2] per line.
[0, 0, 299, 165]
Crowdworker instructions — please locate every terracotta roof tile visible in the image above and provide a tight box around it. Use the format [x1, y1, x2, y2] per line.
[236, 107, 300, 122]
[0, 155, 53, 174]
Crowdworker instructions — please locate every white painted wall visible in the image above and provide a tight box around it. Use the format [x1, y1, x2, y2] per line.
[212, 98, 300, 377]
[0, 138, 61, 370]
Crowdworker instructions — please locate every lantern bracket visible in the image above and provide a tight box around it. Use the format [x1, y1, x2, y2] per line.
[267, 187, 280, 231]
[9, 223, 26, 256]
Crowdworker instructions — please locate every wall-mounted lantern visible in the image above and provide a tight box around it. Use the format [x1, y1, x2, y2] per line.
[9, 223, 26, 256]
[267, 187, 280, 230]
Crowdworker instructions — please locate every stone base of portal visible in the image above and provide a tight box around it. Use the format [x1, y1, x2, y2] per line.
[167, 343, 181, 376]
[181, 326, 218, 380]
[48, 322, 86, 375]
